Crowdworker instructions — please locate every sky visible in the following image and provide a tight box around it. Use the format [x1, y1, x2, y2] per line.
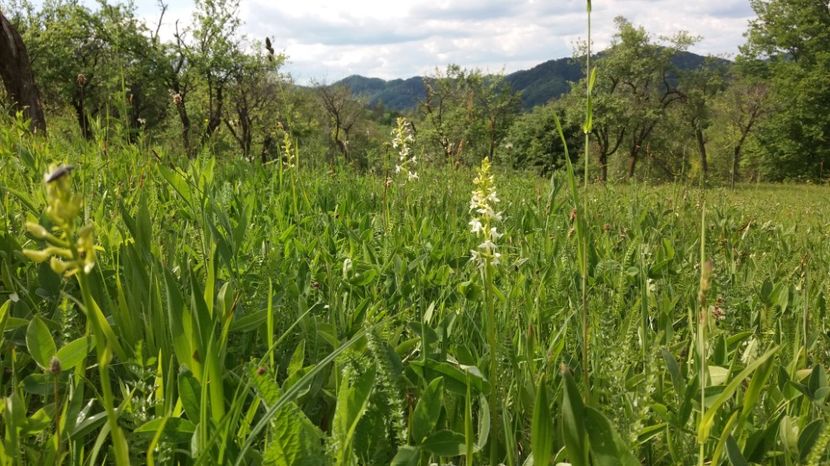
[133, 0, 757, 84]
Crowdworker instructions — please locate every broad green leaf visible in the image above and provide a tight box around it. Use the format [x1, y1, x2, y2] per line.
[288, 340, 306, 377]
[250, 365, 281, 406]
[262, 402, 326, 466]
[55, 336, 91, 371]
[475, 394, 490, 453]
[725, 435, 748, 466]
[390, 446, 420, 466]
[333, 369, 375, 462]
[709, 366, 729, 386]
[26, 316, 56, 370]
[178, 372, 201, 424]
[807, 365, 828, 402]
[248, 365, 325, 465]
[421, 430, 465, 457]
[740, 357, 775, 420]
[698, 347, 778, 442]
[584, 407, 639, 466]
[798, 420, 823, 460]
[661, 348, 684, 394]
[412, 377, 444, 444]
[135, 417, 196, 443]
[409, 358, 487, 395]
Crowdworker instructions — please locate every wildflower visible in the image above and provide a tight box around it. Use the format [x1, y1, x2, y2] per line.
[469, 157, 502, 267]
[391, 117, 417, 184]
[342, 257, 353, 278]
[22, 164, 97, 277]
[281, 131, 296, 169]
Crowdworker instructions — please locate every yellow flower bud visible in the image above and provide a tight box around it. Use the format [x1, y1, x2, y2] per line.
[25, 222, 50, 240]
[23, 248, 51, 263]
[49, 257, 69, 274]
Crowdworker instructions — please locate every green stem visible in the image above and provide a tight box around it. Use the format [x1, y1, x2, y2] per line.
[581, 0, 593, 397]
[697, 203, 707, 466]
[482, 263, 498, 465]
[74, 249, 129, 466]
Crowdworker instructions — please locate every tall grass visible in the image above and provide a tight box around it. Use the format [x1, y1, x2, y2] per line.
[0, 2, 829, 464]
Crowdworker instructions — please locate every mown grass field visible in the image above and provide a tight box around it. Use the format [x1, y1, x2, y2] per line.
[1, 126, 829, 465]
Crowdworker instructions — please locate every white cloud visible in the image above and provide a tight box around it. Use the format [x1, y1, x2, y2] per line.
[135, 0, 757, 83]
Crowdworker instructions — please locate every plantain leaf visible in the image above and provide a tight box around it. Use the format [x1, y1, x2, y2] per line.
[412, 377, 444, 444]
[26, 316, 56, 370]
[55, 336, 92, 371]
[421, 430, 465, 457]
[390, 446, 420, 466]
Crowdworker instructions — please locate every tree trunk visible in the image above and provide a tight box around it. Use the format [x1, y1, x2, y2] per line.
[695, 127, 708, 176]
[202, 86, 224, 147]
[0, 11, 46, 133]
[731, 145, 741, 189]
[174, 98, 192, 157]
[599, 152, 608, 183]
[261, 134, 276, 164]
[627, 148, 639, 179]
[72, 87, 93, 140]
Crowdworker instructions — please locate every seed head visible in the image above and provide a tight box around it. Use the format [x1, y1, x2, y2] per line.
[49, 357, 62, 375]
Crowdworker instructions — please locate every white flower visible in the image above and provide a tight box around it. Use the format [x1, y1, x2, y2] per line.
[392, 117, 417, 184]
[468, 157, 502, 268]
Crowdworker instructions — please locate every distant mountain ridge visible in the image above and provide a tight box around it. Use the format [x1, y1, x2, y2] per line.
[334, 51, 729, 111]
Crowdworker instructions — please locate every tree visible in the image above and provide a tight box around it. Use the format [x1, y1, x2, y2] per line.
[474, 73, 521, 161]
[677, 58, 728, 177]
[420, 65, 476, 165]
[583, 17, 695, 179]
[0, 8, 46, 132]
[190, 0, 241, 148]
[316, 83, 364, 165]
[501, 102, 581, 175]
[17, 0, 165, 140]
[716, 74, 768, 186]
[565, 72, 626, 182]
[163, 19, 196, 155]
[224, 42, 286, 161]
[740, 0, 830, 180]
[419, 65, 519, 166]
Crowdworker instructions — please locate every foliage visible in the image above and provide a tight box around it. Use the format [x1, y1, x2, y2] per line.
[500, 102, 581, 175]
[418, 65, 520, 166]
[740, 0, 830, 180]
[0, 115, 829, 464]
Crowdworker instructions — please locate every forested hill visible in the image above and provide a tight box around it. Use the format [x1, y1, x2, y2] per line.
[335, 51, 729, 111]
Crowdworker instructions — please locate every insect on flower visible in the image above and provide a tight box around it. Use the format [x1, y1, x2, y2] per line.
[45, 164, 75, 183]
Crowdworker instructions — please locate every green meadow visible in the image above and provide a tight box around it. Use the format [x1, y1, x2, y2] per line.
[1, 122, 829, 464]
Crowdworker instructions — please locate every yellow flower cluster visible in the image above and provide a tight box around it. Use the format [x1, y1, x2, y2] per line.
[282, 132, 296, 169]
[22, 164, 96, 277]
